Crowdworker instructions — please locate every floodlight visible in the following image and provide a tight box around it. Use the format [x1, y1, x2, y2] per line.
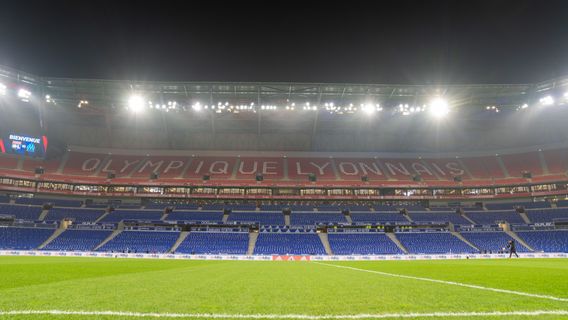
[192, 102, 202, 111]
[539, 95, 554, 106]
[429, 97, 450, 118]
[128, 95, 145, 113]
[0, 83, 6, 96]
[18, 88, 31, 101]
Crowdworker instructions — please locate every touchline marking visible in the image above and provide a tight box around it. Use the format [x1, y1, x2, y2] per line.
[313, 262, 568, 303]
[0, 310, 568, 319]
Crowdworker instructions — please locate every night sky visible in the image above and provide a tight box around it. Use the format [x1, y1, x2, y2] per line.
[1, 0, 567, 84]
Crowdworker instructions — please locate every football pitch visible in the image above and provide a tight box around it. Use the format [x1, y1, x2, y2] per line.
[0, 257, 567, 319]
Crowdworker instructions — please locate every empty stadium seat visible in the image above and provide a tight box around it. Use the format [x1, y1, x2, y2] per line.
[516, 230, 568, 252]
[45, 208, 105, 223]
[253, 233, 325, 255]
[176, 232, 249, 254]
[409, 212, 471, 224]
[396, 232, 476, 254]
[460, 232, 529, 252]
[290, 212, 347, 225]
[350, 212, 408, 223]
[227, 212, 284, 225]
[97, 231, 179, 253]
[43, 229, 112, 251]
[0, 227, 54, 250]
[466, 210, 525, 225]
[0, 204, 43, 220]
[99, 210, 163, 223]
[328, 233, 402, 255]
[166, 211, 223, 222]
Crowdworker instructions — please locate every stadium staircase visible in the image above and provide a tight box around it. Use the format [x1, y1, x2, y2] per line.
[168, 231, 190, 253]
[386, 233, 408, 254]
[519, 212, 531, 224]
[344, 213, 353, 224]
[160, 211, 169, 221]
[451, 232, 480, 252]
[94, 223, 124, 251]
[94, 210, 112, 223]
[461, 213, 476, 224]
[37, 226, 67, 249]
[504, 230, 535, 252]
[246, 232, 259, 255]
[284, 214, 290, 226]
[38, 209, 49, 221]
[318, 233, 333, 255]
[222, 212, 229, 223]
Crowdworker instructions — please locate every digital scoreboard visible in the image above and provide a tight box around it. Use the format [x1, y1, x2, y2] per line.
[0, 133, 48, 158]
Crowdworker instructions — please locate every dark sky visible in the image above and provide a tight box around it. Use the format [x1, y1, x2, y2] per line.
[1, 0, 567, 84]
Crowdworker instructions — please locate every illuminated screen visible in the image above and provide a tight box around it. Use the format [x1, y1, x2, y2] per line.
[0, 134, 48, 158]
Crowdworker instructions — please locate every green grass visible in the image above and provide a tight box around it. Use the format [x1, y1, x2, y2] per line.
[0, 257, 567, 319]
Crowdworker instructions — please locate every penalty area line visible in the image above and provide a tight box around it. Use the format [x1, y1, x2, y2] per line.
[312, 262, 568, 303]
[0, 310, 568, 319]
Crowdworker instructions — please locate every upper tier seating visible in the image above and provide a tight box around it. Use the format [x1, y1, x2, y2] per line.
[0, 196, 9, 203]
[45, 208, 104, 223]
[43, 229, 112, 251]
[516, 231, 568, 252]
[0, 204, 43, 220]
[290, 212, 347, 225]
[350, 212, 408, 223]
[396, 232, 476, 254]
[175, 232, 249, 254]
[409, 212, 471, 224]
[227, 212, 284, 225]
[526, 209, 568, 223]
[0, 227, 54, 250]
[166, 211, 223, 222]
[99, 210, 163, 223]
[327, 233, 402, 255]
[466, 211, 525, 225]
[460, 232, 529, 252]
[253, 233, 325, 255]
[15, 198, 82, 207]
[97, 231, 179, 253]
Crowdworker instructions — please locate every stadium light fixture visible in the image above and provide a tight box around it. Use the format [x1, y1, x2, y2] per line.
[539, 95, 554, 106]
[192, 102, 202, 111]
[17, 88, 31, 102]
[428, 97, 450, 118]
[128, 94, 146, 113]
[0, 83, 6, 96]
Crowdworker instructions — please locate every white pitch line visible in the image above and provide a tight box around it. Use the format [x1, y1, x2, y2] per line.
[312, 262, 568, 303]
[1, 310, 568, 319]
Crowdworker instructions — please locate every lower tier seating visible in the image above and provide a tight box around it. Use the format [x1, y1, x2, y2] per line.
[97, 231, 179, 253]
[517, 231, 568, 252]
[176, 232, 249, 254]
[43, 229, 112, 251]
[0, 227, 54, 250]
[396, 232, 476, 254]
[253, 233, 326, 255]
[460, 232, 529, 252]
[328, 233, 402, 255]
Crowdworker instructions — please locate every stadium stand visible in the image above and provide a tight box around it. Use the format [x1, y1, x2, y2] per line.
[350, 212, 408, 223]
[97, 230, 180, 253]
[175, 232, 249, 254]
[396, 232, 476, 254]
[0, 227, 54, 250]
[460, 232, 529, 253]
[99, 210, 163, 223]
[0, 204, 43, 220]
[466, 211, 525, 225]
[227, 212, 284, 225]
[44, 208, 105, 223]
[517, 231, 568, 252]
[43, 229, 112, 251]
[290, 212, 347, 225]
[166, 211, 223, 222]
[327, 233, 403, 255]
[253, 233, 326, 255]
[408, 212, 471, 224]
[525, 209, 568, 223]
